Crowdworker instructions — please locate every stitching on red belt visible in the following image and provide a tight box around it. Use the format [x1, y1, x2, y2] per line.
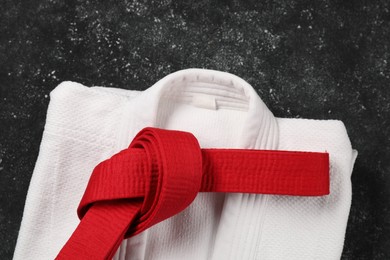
[56, 127, 329, 259]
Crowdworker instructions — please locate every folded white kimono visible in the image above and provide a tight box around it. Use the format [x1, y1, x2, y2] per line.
[13, 69, 357, 260]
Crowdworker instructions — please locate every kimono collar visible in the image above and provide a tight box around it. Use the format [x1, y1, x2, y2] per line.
[127, 68, 278, 150]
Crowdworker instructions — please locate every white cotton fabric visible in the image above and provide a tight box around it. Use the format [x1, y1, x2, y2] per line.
[13, 69, 357, 260]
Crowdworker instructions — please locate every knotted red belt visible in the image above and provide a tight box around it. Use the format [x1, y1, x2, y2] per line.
[56, 127, 329, 259]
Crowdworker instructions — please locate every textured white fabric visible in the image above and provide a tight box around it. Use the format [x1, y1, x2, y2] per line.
[13, 69, 357, 260]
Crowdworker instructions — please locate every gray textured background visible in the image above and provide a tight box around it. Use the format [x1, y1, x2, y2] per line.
[1, 0, 389, 259]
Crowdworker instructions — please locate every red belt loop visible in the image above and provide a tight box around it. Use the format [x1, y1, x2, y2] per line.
[56, 127, 329, 260]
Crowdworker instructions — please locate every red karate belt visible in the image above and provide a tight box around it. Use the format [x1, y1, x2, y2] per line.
[56, 127, 329, 259]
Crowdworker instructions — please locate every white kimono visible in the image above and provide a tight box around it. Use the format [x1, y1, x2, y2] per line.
[13, 69, 357, 260]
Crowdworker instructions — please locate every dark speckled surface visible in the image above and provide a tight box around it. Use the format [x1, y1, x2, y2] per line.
[1, 1, 389, 259]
